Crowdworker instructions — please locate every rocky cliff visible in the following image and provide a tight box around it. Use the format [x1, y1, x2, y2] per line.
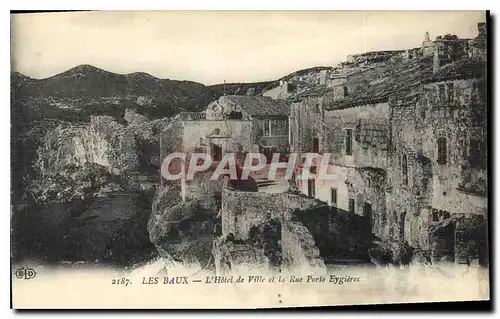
[12, 110, 170, 267]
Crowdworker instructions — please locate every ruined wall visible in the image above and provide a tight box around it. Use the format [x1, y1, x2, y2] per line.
[220, 188, 327, 272]
[324, 102, 389, 169]
[221, 189, 323, 240]
[221, 190, 283, 240]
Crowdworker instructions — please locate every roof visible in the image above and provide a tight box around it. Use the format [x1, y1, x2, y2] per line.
[291, 85, 334, 101]
[324, 55, 434, 110]
[423, 59, 486, 84]
[220, 95, 289, 117]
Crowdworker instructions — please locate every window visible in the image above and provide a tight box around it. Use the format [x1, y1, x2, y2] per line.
[438, 84, 446, 100]
[432, 209, 439, 222]
[349, 198, 355, 214]
[330, 188, 337, 206]
[308, 179, 316, 197]
[344, 86, 349, 97]
[402, 153, 408, 185]
[446, 82, 455, 101]
[263, 120, 271, 136]
[271, 120, 288, 136]
[313, 137, 319, 153]
[437, 137, 447, 164]
[345, 129, 353, 155]
[469, 139, 486, 168]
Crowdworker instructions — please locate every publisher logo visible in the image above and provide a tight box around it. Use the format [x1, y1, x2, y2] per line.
[15, 267, 37, 280]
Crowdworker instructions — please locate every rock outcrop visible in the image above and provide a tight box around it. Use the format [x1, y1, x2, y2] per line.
[12, 112, 171, 267]
[147, 183, 218, 272]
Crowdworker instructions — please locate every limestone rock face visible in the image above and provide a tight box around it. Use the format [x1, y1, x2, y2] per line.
[13, 113, 171, 267]
[148, 184, 218, 271]
[35, 116, 139, 179]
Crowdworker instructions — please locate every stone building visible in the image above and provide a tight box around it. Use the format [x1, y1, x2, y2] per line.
[432, 34, 471, 73]
[160, 95, 290, 200]
[286, 24, 488, 266]
[383, 56, 487, 264]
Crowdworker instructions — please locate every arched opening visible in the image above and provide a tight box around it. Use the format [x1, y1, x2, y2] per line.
[227, 111, 243, 120]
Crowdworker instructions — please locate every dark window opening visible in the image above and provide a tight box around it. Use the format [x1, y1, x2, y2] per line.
[355, 119, 361, 142]
[402, 153, 408, 185]
[263, 120, 270, 136]
[349, 198, 355, 214]
[345, 129, 353, 155]
[432, 210, 439, 222]
[308, 179, 316, 197]
[446, 82, 455, 102]
[344, 86, 349, 97]
[469, 139, 487, 168]
[437, 137, 447, 164]
[399, 211, 406, 241]
[313, 137, 319, 153]
[211, 144, 222, 161]
[228, 111, 243, 120]
[330, 188, 337, 206]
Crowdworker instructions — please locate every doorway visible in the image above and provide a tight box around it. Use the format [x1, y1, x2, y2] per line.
[211, 144, 222, 161]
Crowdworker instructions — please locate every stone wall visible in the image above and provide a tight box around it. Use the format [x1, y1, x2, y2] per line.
[289, 97, 324, 153]
[324, 102, 390, 169]
[387, 76, 487, 254]
[182, 120, 254, 154]
[221, 189, 322, 240]
[219, 188, 329, 271]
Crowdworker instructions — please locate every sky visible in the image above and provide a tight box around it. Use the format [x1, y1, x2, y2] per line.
[11, 11, 486, 85]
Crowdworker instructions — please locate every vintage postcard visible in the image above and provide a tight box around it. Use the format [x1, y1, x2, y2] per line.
[10, 11, 489, 309]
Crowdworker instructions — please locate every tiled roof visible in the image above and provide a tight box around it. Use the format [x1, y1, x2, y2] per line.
[291, 85, 334, 101]
[423, 59, 486, 84]
[221, 95, 289, 117]
[325, 55, 434, 110]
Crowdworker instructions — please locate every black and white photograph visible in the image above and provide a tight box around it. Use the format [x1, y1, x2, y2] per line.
[10, 10, 490, 309]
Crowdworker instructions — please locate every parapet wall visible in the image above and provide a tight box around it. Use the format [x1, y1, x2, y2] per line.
[221, 188, 323, 240]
